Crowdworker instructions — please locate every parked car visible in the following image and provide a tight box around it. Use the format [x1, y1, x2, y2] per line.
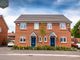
[76, 43, 80, 48]
[7, 42, 14, 47]
[71, 43, 78, 48]
[71, 43, 80, 48]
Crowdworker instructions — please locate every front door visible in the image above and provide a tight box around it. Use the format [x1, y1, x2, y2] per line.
[50, 36, 55, 46]
[31, 36, 36, 47]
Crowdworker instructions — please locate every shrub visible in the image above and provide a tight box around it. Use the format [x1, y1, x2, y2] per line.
[12, 45, 77, 51]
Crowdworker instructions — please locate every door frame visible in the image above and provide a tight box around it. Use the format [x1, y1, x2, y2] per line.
[50, 36, 56, 47]
[49, 32, 57, 47]
[31, 36, 36, 47]
[30, 32, 37, 47]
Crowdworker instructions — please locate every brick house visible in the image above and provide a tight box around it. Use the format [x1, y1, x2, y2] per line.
[14, 14, 72, 47]
[0, 15, 8, 46]
[8, 32, 15, 42]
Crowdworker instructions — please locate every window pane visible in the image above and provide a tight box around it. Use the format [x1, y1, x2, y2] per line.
[60, 38, 63, 42]
[0, 27, 2, 32]
[47, 23, 52, 29]
[44, 36, 47, 42]
[60, 23, 66, 29]
[60, 37, 67, 43]
[20, 36, 26, 43]
[34, 22, 39, 29]
[64, 38, 66, 42]
[20, 23, 26, 29]
[39, 36, 42, 42]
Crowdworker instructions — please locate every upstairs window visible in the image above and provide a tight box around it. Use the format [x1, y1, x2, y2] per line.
[20, 23, 27, 29]
[20, 36, 26, 43]
[60, 23, 66, 29]
[0, 27, 2, 32]
[47, 23, 52, 30]
[60, 37, 67, 43]
[34, 22, 39, 29]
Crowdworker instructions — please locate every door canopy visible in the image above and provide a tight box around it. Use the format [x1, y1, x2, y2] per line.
[50, 32, 57, 37]
[30, 32, 37, 37]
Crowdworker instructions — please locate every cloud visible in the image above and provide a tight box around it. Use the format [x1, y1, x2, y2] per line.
[0, 0, 80, 32]
[62, 8, 80, 28]
[0, 6, 60, 32]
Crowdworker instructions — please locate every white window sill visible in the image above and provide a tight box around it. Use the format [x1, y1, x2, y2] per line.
[19, 42, 26, 43]
[44, 41, 47, 42]
[39, 41, 42, 42]
[60, 28, 66, 30]
[48, 29, 52, 30]
[20, 28, 27, 30]
[34, 29, 39, 30]
[61, 42, 67, 43]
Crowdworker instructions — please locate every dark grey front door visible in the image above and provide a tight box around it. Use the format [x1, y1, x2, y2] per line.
[50, 36, 55, 46]
[31, 36, 36, 47]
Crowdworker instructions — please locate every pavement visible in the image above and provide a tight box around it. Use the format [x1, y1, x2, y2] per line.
[0, 47, 80, 60]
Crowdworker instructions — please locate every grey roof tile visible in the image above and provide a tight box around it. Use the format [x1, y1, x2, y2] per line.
[15, 14, 72, 23]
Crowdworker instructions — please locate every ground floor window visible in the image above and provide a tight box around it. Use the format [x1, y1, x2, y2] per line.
[44, 36, 47, 42]
[60, 36, 67, 43]
[20, 36, 26, 43]
[38, 36, 42, 42]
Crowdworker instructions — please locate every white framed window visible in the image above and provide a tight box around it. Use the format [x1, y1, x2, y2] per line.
[20, 23, 27, 29]
[20, 36, 26, 43]
[34, 22, 39, 29]
[0, 27, 2, 32]
[60, 23, 66, 29]
[44, 36, 47, 42]
[39, 36, 42, 42]
[47, 23, 52, 29]
[60, 37, 67, 43]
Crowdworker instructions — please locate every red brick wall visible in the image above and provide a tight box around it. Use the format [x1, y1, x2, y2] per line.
[76, 38, 80, 42]
[72, 38, 80, 43]
[15, 22, 71, 47]
[0, 16, 8, 45]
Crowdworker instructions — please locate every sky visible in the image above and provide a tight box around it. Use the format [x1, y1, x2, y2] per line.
[0, 0, 80, 32]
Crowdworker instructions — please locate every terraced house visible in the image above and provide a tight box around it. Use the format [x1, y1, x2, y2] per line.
[14, 14, 72, 47]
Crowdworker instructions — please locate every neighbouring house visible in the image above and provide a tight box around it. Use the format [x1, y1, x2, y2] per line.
[71, 38, 80, 43]
[14, 14, 72, 47]
[0, 15, 8, 46]
[8, 32, 15, 42]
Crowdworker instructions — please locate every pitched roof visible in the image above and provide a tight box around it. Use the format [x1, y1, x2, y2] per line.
[15, 14, 72, 23]
[8, 33, 15, 37]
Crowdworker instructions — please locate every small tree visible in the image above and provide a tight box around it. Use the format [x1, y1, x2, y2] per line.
[0, 0, 9, 8]
[72, 20, 80, 38]
[40, 22, 46, 40]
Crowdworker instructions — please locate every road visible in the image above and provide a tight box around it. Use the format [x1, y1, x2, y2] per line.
[0, 47, 80, 60]
[0, 54, 80, 60]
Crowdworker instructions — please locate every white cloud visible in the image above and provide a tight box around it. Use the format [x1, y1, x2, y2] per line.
[62, 8, 80, 28]
[0, 7, 60, 32]
[0, 6, 80, 32]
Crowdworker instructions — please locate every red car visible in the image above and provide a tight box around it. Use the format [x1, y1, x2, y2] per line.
[71, 43, 78, 48]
